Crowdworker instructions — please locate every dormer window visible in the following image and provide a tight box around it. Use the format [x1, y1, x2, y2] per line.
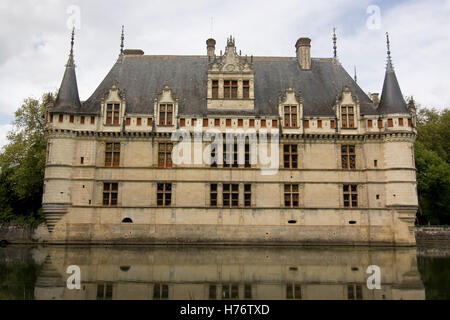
[159, 103, 173, 126]
[341, 106, 355, 128]
[106, 103, 120, 125]
[284, 106, 298, 127]
[243, 81, 250, 99]
[212, 80, 219, 99]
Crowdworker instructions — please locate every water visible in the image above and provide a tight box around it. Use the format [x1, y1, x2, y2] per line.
[0, 243, 449, 300]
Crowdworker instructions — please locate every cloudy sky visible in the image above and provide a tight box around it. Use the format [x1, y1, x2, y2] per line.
[0, 0, 449, 147]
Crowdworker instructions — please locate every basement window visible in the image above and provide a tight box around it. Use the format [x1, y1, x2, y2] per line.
[121, 218, 133, 223]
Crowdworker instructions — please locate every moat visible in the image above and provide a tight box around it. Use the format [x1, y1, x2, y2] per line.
[0, 242, 449, 300]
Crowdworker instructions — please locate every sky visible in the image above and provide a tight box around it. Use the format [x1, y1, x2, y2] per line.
[0, 0, 449, 148]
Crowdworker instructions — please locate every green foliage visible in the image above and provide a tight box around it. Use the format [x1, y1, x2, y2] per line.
[0, 93, 54, 227]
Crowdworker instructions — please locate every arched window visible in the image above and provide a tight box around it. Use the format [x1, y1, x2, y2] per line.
[121, 217, 133, 223]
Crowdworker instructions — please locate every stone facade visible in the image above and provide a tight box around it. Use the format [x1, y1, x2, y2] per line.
[41, 32, 418, 245]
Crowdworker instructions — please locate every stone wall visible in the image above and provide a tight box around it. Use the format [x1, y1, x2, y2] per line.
[415, 226, 450, 241]
[0, 223, 35, 243]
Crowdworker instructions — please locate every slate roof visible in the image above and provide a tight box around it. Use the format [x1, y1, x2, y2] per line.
[52, 54, 399, 116]
[377, 60, 409, 114]
[53, 56, 82, 112]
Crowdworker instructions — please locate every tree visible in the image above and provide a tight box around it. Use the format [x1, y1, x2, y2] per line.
[0, 93, 54, 226]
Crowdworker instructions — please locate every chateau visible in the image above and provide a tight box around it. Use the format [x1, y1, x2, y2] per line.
[41, 28, 418, 245]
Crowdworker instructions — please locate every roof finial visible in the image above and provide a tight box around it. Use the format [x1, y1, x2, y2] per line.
[120, 25, 125, 55]
[386, 32, 394, 71]
[67, 26, 75, 67]
[354, 66, 357, 83]
[333, 27, 337, 59]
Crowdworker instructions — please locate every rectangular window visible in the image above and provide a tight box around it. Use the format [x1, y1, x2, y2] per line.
[261, 119, 266, 127]
[244, 184, 251, 207]
[210, 184, 218, 207]
[59, 114, 63, 122]
[222, 284, 239, 300]
[317, 119, 322, 128]
[330, 120, 335, 129]
[245, 143, 251, 168]
[159, 104, 173, 126]
[212, 80, 219, 99]
[223, 143, 238, 168]
[158, 143, 173, 168]
[243, 80, 250, 99]
[137, 118, 142, 126]
[367, 119, 372, 128]
[210, 143, 217, 167]
[157, 183, 172, 207]
[180, 118, 185, 127]
[106, 103, 120, 125]
[91, 116, 95, 125]
[226, 119, 232, 127]
[341, 145, 356, 169]
[399, 118, 404, 126]
[408, 118, 412, 127]
[238, 119, 243, 127]
[341, 106, 355, 128]
[103, 183, 118, 206]
[224, 80, 238, 99]
[284, 184, 299, 208]
[97, 283, 113, 300]
[223, 184, 239, 207]
[244, 284, 252, 299]
[249, 119, 255, 127]
[286, 283, 301, 300]
[347, 284, 363, 300]
[80, 157, 84, 164]
[388, 118, 393, 127]
[272, 119, 278, 127]
[147, 118, 152, 126]
[343, 184, 358, 208]
[70, 115, 74, 123]
[209, 285, 217, 300]
[126, 118, 130, 126]
[80, 116, 85, 124]
[105, 143, 120, 167]
[304, 120, 309, 128]
[153, 283, 169, 300]
[378, 119, 383, 128]
[283, 144, 298, 169]
[215, 119, 220, 126]
[203, 118, 209, 127]
[191, 118, 197, 126]
[284, 106, 298, 127]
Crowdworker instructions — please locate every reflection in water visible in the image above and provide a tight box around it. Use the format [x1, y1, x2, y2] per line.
[24, 246, 426, 300]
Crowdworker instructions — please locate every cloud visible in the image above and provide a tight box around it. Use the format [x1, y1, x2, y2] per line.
[0, 124, 12, 149]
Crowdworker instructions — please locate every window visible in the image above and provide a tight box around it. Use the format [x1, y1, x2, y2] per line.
[286, 283, 301, 300]
[210, 184, 218, 207]
[224, 80, 238, 99]
[209, 285, 217, 300]
[245, 143, 251, 168]
[105, 143, 120, 167]
[374, 160, 378, 167]
[341, 145, 356, 169]
[59, 114, 63, 122]
[249, 119, 255, 127]
[317, 119, 322, 128]
[238, 119, 243, 127]
[106, 103, 120, 125]
[284, 106, 298, 127]
[159, 104, 173, 126]
[341, 106, 355, 128]
[378, 119, 383, 128]
[192, 118, 197, 126]
[222, 284, 239, 299]
[261, 119, 266, 127]
[158, 143, 173, 168]
[283, 145, 298, 169]
[157, 183, 172, 207]
[399, 118, 404, 126]
[223, 184, 239, 207]
[70, 115, 74, 123]
[244, 184, 251, 207]
[244, 284, 252, 299]
[330, 120, 335, 129]
[180, 118, 185, 127]
[367, 119, 372, 128]
[90, 116, 95, 125]
[210, 143, 217, 167]
[215, 119, 220, 126]
[49, 114, 53, 123]
[153, 284, 169, 300]
[223, 143, 238, 168]
[80, 157, 84, 164]
[408, 118, 412, 127]
[284, 184, 299, 207]
[126, 118, 131, 126]
[80, 116, 85, 124]
[103, 183, 118, 206]
[304, 120, 309, 128]
[226, 119, 231, 127]
[137, 118, 142, 126]
[148, 118, 152, 126]
[272, 119, 278, 127]
[203, 118, 209, 127]
[243, 80, 250, 99]
[388, 118, 393, 127]
[343, 184, 358, 208]
[347, 284, 362, 300]
[97, 283, 113, 300]
[212, 80, 219, 99]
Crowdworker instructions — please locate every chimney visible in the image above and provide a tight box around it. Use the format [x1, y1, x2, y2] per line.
[295, 37, 311, 70]
[371, 93, 379, 106]
[123, 49, 144, 56]
[206, 38, 216, 58]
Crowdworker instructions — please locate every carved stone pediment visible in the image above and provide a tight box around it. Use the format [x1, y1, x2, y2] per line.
[102, 84, 125, 103]
[208, 36, 253, 73]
